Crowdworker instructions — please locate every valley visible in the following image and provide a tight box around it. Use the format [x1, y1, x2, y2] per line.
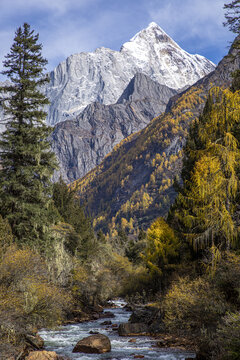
[0, 4, 240, 360]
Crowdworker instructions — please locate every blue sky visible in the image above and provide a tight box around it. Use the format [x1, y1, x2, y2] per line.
[0, 0, 235, 77]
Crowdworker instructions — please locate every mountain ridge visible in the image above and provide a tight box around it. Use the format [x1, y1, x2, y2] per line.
[74, 36, 240, 234]
[0, 23, 215, 185]
[50, 72, 177, 183]
[45, 22, 215, 125]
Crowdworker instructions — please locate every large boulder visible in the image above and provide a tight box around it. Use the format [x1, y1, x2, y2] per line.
[72, 334, 111, 354]
[129, 305, 160, 324]
[118, 323, 149, 336]
[129, 304, 163, 333]
[25, 351, 67, 360]
[99, 311, 115, 319]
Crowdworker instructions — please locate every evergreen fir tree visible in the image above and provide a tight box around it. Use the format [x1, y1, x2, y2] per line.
[0, 23, 58, 249]
[52, 178, 95, 258]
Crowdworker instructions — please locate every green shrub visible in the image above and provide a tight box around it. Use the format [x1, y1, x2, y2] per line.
[163, 277, 227, 337]
[0, 245, 71, 349]
[211, 252, 240, 306]
[216, 311, 240, 360]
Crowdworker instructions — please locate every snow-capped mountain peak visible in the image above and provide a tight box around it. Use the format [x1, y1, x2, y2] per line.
[45, 23, 215, 125]
[120, 22, 214, 87]
[126, 22, 178, 47]
[120, 22, 181, 64]
[147, 21, 163, 29]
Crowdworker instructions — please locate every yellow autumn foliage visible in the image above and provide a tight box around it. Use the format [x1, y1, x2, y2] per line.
[73, 83, 206, 233]
[0, 244, 71, 342]
[176, 87, 240, 250]
[163, 277, 227, 336]
[142, 218, 179, 278]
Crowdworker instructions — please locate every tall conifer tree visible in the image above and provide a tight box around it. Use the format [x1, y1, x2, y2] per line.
[170, 87, 240, 251]
[0, 23, 58, 248]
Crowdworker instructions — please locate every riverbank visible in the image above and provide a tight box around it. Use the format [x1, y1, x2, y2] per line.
[38, 300, 196, 360]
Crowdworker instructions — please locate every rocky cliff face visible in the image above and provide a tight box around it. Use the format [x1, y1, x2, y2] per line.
[45, 22, 215, 126]
[50, 73, 177, 183]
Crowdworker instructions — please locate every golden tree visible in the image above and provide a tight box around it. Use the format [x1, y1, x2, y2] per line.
[141, 217, 179, 289]
[173, 87, 240, 250]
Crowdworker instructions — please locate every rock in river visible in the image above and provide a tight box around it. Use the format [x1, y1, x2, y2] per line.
[72, 333, 111, 354]
[118, 323, 149, 336]
[25, 351, 68, 359]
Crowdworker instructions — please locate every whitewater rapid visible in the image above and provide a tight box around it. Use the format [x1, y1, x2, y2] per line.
[39, 299, 196, 360]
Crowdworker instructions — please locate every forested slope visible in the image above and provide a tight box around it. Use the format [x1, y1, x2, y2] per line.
[75, 36, 240, 235]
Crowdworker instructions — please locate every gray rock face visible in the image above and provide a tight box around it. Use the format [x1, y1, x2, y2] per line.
[117, 72, 177, 104]
[45, 22, 215, 126]
[50, 73, 177, 183]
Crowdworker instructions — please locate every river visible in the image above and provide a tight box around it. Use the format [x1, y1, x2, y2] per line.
[39, 299, 196, 360]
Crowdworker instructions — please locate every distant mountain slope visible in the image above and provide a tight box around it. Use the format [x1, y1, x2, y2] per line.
[50, 73, 177, 183]
[45, 22, 214, 125]
[74, 37, 240, 234]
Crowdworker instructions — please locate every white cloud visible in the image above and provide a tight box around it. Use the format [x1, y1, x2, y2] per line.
[39, 8, 130, 71]
[0, 0, 102, 74]
[0, 0, 95, 17]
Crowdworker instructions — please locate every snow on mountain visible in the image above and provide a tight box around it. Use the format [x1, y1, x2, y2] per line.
[45, 22, 215, 125]
[121, 22, 215, 88]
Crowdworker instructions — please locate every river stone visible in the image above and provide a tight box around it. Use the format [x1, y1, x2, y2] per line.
[25, 351, 61, 359]
[100, 320, 112, 325]
[72, 334, 111, 354]
[129, 305, 160, 324]
[118, 323, 149, 336]
[99, 311, 115, 318]
[129, 338, 137, 343]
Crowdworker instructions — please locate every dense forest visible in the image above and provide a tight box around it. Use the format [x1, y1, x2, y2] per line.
[0, 1, 240, 360]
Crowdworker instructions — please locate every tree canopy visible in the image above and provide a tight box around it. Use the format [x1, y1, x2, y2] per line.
[170, 87, 240, 252]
